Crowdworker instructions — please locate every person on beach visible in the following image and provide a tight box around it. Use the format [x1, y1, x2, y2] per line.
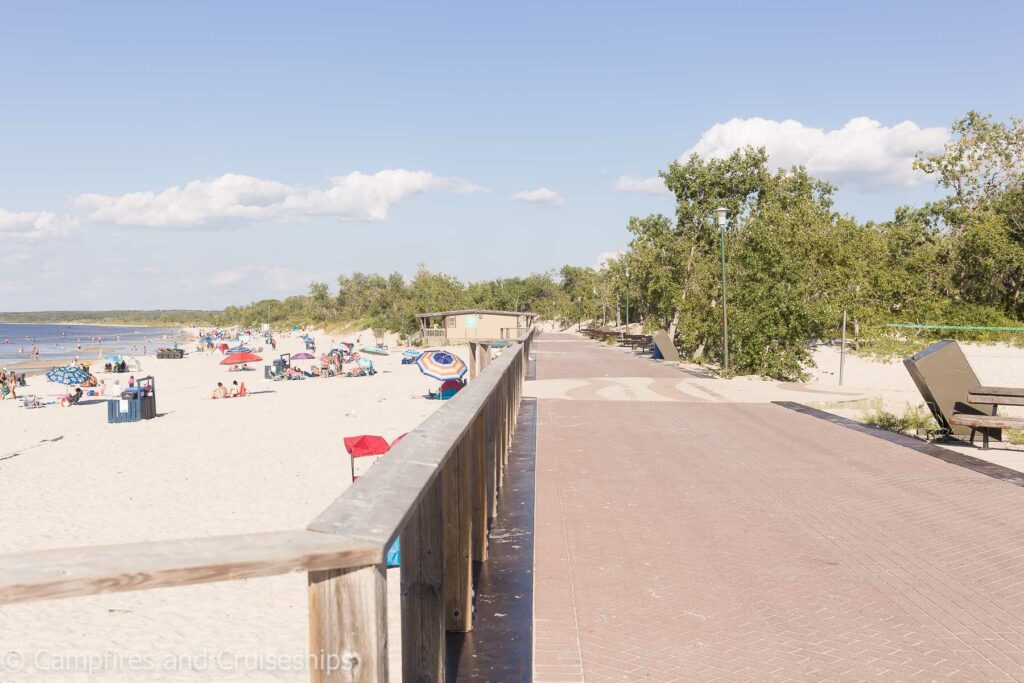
[128, 375, 136, 388]
[210, 382, 228, 399]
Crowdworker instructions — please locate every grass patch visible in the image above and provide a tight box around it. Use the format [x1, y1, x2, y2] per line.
[1007, 429, 1024, 446]
[862, 404, 937, 434]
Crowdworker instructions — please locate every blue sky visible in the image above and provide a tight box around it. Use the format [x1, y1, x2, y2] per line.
[1, 1, 1022, 310]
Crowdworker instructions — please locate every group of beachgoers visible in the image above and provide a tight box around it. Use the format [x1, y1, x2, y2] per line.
[210, 380, 247, 399]
[0, 369, 23, 400]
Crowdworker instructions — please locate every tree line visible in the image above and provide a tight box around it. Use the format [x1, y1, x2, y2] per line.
[218, 111, 1024, 380]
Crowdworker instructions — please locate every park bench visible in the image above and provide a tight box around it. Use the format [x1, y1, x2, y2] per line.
[905, 339, 1024, 449]
[621, 334, 653, 352]
[953, 387, 1024, 449]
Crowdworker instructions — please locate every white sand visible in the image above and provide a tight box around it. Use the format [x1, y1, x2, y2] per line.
[0, 328, 468, 681]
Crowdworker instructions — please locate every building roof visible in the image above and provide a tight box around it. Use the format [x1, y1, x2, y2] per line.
[416, 309, 538, 319]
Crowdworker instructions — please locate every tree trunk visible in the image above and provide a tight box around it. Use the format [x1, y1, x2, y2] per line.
[667, 309, 680, 340]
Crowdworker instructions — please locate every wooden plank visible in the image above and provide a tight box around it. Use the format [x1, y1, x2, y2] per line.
[308, 334, 530, 547]
[472, 411, 488, 562]
[309, 563, 387, 682]
[0, 530, 378, 606]
[401, 478, 445, 681]
[976, 386, 1024, 397]
[468, 342, 478, 381]
[969, 393, 1024, 406]
[951, 413, 1024, 430]
[443, 439, 473, 632]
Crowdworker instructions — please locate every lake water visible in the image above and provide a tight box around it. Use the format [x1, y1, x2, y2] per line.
[0, 323, 180, 368]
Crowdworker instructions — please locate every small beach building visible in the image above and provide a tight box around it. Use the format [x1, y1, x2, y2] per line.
[416, 309, 537, 345]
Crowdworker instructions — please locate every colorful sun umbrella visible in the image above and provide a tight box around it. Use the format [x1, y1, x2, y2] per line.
[416, 350, 467, 381]
[291, 352, 316, 360]
[227, 346, 251, 354]
[46, 366, 91, 386]
[220, 352, 263, 366]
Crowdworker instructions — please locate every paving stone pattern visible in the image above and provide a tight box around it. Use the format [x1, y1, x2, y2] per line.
[532, 333, 1024, 682]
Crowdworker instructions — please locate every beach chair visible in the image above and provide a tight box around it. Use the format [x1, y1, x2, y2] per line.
[905, 339, 1024, 448]
[20, 394, 42, 409]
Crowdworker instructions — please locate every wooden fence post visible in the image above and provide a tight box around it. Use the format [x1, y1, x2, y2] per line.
[401, 478, 444, 681]
[443, 439, 473, 631]
[486, 397, 498, 521]
[309, 564, 388, 682]
[472, 412, 488, 562]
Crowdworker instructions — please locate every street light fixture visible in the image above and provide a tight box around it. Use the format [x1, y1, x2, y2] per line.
[715, 207, 729, 372]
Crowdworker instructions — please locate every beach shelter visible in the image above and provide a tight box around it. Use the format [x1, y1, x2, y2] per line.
[227, 346, 251, 354]
[104, 354, 122, 363]
[417, 350, 467, 381]
[220, 352, 262, 366]
[291, 352, 316, 360]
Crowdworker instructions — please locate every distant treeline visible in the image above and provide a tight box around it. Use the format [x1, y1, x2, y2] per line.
[0, 310, 218, 326]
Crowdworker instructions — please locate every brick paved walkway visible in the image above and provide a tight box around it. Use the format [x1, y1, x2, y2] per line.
[532, 333, 1024, 682]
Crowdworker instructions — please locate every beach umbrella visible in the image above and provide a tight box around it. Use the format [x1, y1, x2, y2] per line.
[416, 350, 467, 381]
[402, 349, 422, 358]
[46, 365, 90, 386]
[217, 343, 229, 353]
[291, 352, 316, 360]
[227, 346, 251, 354]
[220, 352, 262, 366]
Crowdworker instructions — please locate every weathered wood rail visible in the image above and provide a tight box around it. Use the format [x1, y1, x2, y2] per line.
[0, 329, 535, 682]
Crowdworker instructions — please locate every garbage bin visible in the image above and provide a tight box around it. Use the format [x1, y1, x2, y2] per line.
[106, 376, 156, 423]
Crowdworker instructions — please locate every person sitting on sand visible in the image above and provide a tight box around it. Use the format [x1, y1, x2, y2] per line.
[230, 380, 240, 397]
[210, 382, 229, 399]
[68, 387, 83, 405]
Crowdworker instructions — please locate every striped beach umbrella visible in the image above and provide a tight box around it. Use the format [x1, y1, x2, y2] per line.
[46, 366, 91, 386]
[416, 350, 467, 382]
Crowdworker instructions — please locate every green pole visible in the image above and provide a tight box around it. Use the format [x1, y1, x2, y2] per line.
[720, 221, 729, 371]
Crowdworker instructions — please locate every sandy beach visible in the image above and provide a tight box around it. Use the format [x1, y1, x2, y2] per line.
[0, 328, 468, 681]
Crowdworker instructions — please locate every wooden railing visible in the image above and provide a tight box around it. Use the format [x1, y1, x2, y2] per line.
[0, 329, 535, 682]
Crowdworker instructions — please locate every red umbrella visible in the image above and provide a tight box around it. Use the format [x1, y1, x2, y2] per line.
[220, 352, 263, 365]
[344, 435, 390, 457]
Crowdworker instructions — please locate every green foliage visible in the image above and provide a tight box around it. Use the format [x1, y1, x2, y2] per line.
[0, 310, 217, 326]
[1007, 430, 1024, 446]
[862, 404, 937, 434]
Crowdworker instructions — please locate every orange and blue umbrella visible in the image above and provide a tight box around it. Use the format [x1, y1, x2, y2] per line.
[416, 350, 467, 381]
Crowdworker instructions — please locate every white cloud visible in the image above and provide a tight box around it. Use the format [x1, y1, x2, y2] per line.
[512, 187, 564, 206]
[0, 210, 79, 240]
[210, 265, 320, 292]
[596, 250, 624, 268]
[74, 170, 484, 229]
[614, 175, 670, 196]
[684, 116, 949, 191]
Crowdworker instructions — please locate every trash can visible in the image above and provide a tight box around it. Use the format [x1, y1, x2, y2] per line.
[106, 376, 156, 423]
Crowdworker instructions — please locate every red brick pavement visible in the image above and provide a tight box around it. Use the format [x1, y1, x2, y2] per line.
[532, 333, 1024, 682]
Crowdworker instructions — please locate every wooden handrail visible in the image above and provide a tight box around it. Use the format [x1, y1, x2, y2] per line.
[0, 328, 536, 682]
[307, 330, 524, 546]
[0, 530, 377, 605]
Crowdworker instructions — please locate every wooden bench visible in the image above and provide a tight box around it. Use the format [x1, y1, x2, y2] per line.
[950, 387, 1024, 449]
[621, 334, 654, 352]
